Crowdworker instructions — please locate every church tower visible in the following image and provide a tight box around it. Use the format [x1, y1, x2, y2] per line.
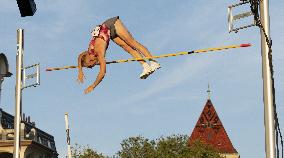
[188, 88, 240, 158]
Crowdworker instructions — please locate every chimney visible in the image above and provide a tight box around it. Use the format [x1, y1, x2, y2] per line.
[23, 113, 26, 122]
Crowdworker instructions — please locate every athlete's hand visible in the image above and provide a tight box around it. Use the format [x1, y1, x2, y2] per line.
[84, 85, 94, 94]
[77, 72, 85, 83]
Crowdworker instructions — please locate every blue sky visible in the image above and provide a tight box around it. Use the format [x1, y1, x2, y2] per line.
[0, 0, 283, 157]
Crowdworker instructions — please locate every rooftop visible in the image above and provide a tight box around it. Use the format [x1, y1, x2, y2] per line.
[188, 99, 238, 154]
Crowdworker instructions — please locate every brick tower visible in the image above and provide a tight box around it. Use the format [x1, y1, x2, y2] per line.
[188, 89, 240, 158]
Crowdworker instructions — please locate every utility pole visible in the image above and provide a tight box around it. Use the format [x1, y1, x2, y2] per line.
[65, 113, 72, 158]
[227, 1, 276, 157]
[0, 78, 3, 105]
[14, 29, 24, 158]
[13, 29, 40, 158]
[259, 0, 275, 157]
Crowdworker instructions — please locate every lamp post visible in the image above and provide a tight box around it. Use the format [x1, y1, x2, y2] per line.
[14, 29, 24, 158]
[259, 0, 276, 157]
[13, 29, 40, 158]
[0, 53, 13, 106]
[227, 1, 276, 157]
[16, 0, 37, 17]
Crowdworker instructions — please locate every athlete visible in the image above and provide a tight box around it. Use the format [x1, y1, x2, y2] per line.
[77, 16, 161, 94]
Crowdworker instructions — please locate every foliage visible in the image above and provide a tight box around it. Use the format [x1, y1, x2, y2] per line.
[71, 144, 106, 158]
[155, 135, 191, 158]
[117, 136, 156, 158]
[117, 135, 223, 158]
[189, 140, 224, 158]
[72, 135, 223, 158]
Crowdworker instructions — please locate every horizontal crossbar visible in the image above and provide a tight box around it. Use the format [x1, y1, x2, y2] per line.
[46, 43, 251, 71]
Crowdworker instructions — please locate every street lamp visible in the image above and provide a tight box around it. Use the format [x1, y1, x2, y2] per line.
[16, 0, 37, 17]
[0, 53, 12, 105]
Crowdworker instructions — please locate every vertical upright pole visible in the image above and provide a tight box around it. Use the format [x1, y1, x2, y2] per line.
[0, 78, 3, 106]
[14, 29, 24, 158]
[65, 113, 72, 158]
[259, 0, 275, 157]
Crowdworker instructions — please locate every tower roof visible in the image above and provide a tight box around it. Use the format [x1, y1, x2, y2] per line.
[188, 99, 238, 154]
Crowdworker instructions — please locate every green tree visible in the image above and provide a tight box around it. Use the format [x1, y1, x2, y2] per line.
[71, 135, 223, 158]
[117, 135, 223, 158]
[189, 140, 224, 158]
[71, 144, 106, 158]
[155, 135, 191, 158]
[117, 136, 156, 158]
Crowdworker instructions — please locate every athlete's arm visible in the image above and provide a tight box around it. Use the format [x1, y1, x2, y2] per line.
[84, 53, 106, 94]
[77, 51, 87, 83]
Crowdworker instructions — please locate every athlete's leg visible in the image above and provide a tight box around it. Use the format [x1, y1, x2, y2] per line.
[112, 37, 152, 79]
[114, 19, 161, 72]
[114, 19, 153, 58]
[112, 37, 146, 65]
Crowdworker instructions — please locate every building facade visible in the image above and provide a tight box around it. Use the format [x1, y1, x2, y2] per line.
[0, 109, 58, 158]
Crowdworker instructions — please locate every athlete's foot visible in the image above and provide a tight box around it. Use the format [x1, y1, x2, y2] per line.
[140, 63, 152, 79]
[150, 61, 161, 72]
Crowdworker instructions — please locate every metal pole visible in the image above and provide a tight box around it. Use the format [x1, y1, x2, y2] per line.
[64, 113, 72, 158]
[14, 29, 24, 158]
[0, 78, 3, 106]
[259, 0, 276, 157]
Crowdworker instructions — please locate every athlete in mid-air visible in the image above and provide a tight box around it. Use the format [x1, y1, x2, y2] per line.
[77, 16, 161, 94]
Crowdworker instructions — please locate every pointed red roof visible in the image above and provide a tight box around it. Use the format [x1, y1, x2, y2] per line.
[188, 99, 237, 153]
